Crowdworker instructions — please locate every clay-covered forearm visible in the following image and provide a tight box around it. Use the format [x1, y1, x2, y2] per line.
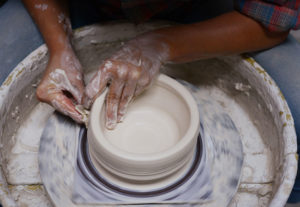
[151, 11, 289, 63]
[22, 0, 72, 54]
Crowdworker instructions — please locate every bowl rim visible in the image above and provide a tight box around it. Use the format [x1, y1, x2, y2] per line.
[89, 74, 200, 162]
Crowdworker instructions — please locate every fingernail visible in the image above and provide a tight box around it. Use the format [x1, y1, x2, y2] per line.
[117, 114, 124, 123]
[106, 119, 117, 130]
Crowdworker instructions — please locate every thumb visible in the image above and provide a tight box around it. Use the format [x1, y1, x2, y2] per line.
[49, 92, 84, 123]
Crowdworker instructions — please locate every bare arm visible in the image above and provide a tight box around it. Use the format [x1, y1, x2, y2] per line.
[152, 11, 289, 62]
[22, 0, 85, 123]
[22, 0, 72, 54]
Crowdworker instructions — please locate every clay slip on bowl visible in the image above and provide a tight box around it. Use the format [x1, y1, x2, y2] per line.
[88, 74, 200, 181]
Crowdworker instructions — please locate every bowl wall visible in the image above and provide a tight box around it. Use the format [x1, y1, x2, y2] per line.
[88, 74, 200, 181]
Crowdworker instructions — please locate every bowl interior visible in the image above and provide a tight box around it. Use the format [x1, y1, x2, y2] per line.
[100, 77, 191, 155]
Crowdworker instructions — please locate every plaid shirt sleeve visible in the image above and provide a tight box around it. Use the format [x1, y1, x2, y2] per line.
[234, 0, 300, 32]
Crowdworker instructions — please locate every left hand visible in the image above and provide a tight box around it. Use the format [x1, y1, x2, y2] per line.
[36, 49, 85, 123]
[84, 35, 169, 129]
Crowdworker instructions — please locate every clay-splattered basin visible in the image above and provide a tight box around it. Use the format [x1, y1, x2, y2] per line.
[0, 22, 297, 207]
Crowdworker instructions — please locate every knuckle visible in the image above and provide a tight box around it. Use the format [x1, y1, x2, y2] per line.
[129, 68, 142, 81]
[36, 84, 49, 101]
[116, 65, 128, 80]
[101, 60, 113, 72]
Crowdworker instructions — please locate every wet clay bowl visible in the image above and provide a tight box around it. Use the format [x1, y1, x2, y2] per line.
[87, 74, 200, 181]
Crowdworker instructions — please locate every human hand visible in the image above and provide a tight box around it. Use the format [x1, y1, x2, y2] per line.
[84, 35, 169, 129]
[36, 49, 85, 123]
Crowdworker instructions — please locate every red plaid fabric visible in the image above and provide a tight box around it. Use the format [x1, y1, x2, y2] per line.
[234, 0, 300, 32]
[93, 0, 300, 32]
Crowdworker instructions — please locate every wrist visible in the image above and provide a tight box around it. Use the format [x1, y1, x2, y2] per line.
[46, 46, 81, 73]
[134, 33, 171, 64]
[46, 33, 74, 56]
[49, 43, 75, 60]
[48, 45, 73, 57]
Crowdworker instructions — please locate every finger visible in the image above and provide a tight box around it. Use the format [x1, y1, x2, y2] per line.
[134, 79, 149, 97]
[84, 69, 110, 109]
[105, 79, 125, 129]
[134, 74, 157, 97]
[117, 81, 137, 123]
[66, 81, 85, 106]
[48, 68, 85, 105]
[49, 92, 84, 123]
[134, 84, 146, 97]
[70, 72, 85, 105]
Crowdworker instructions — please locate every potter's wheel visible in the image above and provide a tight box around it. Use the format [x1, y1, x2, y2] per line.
[72, 128, 212, 204]
[38, 81, 244, 206]
[0, 22, 297, 207]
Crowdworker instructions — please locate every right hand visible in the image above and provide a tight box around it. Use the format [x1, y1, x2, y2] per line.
[36, 49, 85, 123]
[84, 35, 168, 129]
